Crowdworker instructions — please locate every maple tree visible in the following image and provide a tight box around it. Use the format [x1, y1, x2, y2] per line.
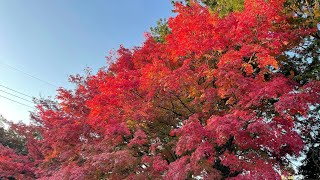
[0, 0, 319, 179]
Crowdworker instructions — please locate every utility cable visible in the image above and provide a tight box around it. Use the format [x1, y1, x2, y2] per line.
[0, 94, 34, 109]
[0, 84, 34, 98]
[0, 62, 58, 88]
[0, 89, 34, 103]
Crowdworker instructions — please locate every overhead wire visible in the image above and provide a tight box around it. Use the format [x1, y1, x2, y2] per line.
[0, 84, 34, 98]
[0, 85, 36, 111]
[0, 63, 61, 113]
[0, 89, 34, 103]
[0, 62, 58, 88]
[0, 94, 34, 109]
[0, 63, 54, 116]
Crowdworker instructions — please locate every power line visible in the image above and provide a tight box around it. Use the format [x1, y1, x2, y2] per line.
[0, 62, 58, 88]
[0, 89, 34, 103]
[0, 94, 34, 109]
[0, 84, 34, 98]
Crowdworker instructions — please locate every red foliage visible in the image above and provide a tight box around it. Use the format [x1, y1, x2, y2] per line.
[0, 0, 319, 179]
[0, 144, 34, 179]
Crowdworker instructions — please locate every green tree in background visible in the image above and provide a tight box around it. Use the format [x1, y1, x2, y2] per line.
[181, 0, 244, 17]
[0, 116, 27, 155]
[150, 18, 171, 43]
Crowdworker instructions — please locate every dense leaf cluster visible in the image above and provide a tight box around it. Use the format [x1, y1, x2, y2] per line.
[0, 0, 319, 179]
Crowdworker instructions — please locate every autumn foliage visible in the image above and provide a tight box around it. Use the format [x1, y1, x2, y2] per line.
[1, 0, 319, 179]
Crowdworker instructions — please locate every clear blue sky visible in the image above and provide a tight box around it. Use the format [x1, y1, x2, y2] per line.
[0, 0, 173, 124]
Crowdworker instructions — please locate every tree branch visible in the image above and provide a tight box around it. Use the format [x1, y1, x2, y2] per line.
[175, 95, 194, 114]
